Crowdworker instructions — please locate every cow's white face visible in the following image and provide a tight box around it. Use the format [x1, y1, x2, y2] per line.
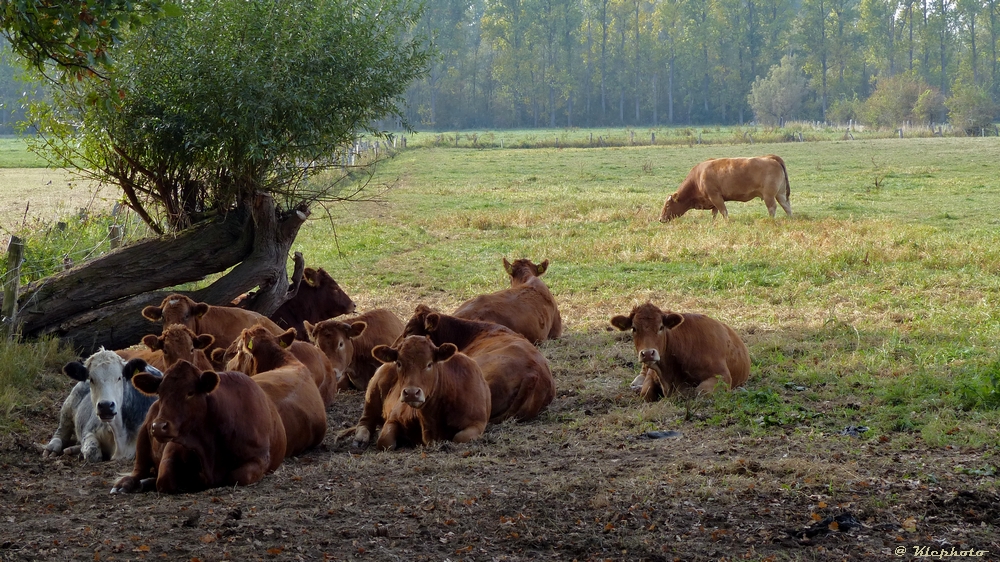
[84, 350, 128, 423]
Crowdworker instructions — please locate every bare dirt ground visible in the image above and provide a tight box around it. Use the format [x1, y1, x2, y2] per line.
[2, 330, 998, 561]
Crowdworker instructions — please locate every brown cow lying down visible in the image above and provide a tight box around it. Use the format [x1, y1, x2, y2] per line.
[610, 303, 750, 401]
[453, 258, 562, 344]
[228, 326, 328, 457]
[141, 325, 215, 371]
[403, 305, 554, 423]
[353, 336, 491, 450]
[143, 294, 285, 362]
[110, 360, 286, 494]
[659, 155, 792, 222]
[234, 267, 358, 341]
[305, 308, 405, 392]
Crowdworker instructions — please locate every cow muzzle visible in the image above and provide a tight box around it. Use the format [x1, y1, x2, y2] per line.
[638, 349, 660, 363]
[401, 386, 426, 408]
[150, 420, 177, 441]
[96, 401, 117, 421]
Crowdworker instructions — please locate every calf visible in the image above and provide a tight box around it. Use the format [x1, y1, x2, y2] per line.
[111, 361, 286, 494]
[610, 303, 750, 401]
[142, 293, 285, 357]
[403, 305, 554, 423]
[41, 349, 159, 462]
[366, 336, 491, 450]
[141, 325, 215, 370]
[230, 326, 327, 456]
[305, 308, 405, 391]
[453, 258, 562, 344]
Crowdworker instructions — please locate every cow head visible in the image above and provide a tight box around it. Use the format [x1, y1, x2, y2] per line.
[142, 294, 210, 329]
[400, 304, 438, 339]
[63, 349, 129, 423]
[503, 258, 549, 286]
[230, 325, 296, 375]
[304, 318, 366, 381]
[659, 193, 689, 223]
[132, 360, 219, 442]
[372, 336, 457, 409]
[300, 267, 357, 317]
[610, 303, 684, 366]
[142, 325, 214, 368]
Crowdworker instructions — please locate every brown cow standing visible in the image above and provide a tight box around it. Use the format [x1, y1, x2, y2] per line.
[659, 155, 792, 222]
[357, 336, 491, 450]
[142, 294, 285, 360]
[453, 258, 562, 344]
[402, 305, 554, 423]
[610, 303, 750, 401]
[141, 325, 215, 371]
[110, 361, 286, 494]
[229, 326, 328, 457]
[305, 309, 405, 392]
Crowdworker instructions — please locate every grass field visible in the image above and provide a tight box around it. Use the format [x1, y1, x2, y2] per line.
[2, 133, 999, 560]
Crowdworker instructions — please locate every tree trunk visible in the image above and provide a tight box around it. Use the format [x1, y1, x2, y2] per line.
[17, 193, 308, 354]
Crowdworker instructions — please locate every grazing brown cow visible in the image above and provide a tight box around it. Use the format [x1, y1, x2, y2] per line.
[230, 326, 327, 457]
[402, 305, 554, 423]
[142, 294, 285, 359]
[453, 258, 562, 344]
[610, 303, 750, 401]
[659, 155, 792, 222]
[110, 361, 286, 494]
[141, 325, 215, 371]
[305, 309, 405, 392]
[357, 336, 491, 450]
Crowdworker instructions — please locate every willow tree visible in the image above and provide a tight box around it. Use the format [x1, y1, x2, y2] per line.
[4, 0, 428, 351]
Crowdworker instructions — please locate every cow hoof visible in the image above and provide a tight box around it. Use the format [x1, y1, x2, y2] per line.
[111, 477, 138, 494]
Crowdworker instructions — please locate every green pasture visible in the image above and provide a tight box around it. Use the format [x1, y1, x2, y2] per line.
[4, 134, 1000, 449]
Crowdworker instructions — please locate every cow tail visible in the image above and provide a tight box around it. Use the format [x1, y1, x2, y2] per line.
[770, 154, 790, 201]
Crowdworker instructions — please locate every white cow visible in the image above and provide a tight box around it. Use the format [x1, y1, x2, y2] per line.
[41, 350, 159, 462]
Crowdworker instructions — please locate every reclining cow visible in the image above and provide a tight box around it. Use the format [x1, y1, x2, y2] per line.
[111, 360, 286, 494]
[453, 258, 562, 344]
[305, 308, 405, 392]
[402, 305, 554, 423]
[40, 349, 160, 462]
[353, 336, 491, 450]
[610, 303, 750, 401]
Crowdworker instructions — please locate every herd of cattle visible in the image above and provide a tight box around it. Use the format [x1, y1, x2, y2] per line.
[40, 155, 789, 494]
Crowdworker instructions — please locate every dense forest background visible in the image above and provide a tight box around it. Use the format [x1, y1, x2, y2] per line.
[3, 1, 1000, 133]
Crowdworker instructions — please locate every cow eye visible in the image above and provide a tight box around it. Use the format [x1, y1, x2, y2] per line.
[426, 362, 433, 370]
[658, 326, 665, 333]
[338, 341, 344, 349]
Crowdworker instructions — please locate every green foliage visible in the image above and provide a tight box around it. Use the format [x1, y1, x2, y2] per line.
[913, 88, 946, 125]
[826, 95, 861, 125]
[29, 0, 430, 232]
[748, 56, 807, 126]
[956, 361, 1000, 411]
[947, 79, 997, 134]
[859, 72, 931, 128]
[0, 336, 75, 419]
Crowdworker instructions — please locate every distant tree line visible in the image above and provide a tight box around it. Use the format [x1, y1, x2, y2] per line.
[402, 0, 1000, 130]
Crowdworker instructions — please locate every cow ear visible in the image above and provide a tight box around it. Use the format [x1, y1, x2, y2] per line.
[196, 371, 221, 394]
[303, 321, 317, 340]
[536, 260, 549, 275]
[434, 343, 458, 363]
[142, 306, 163, 322]
[63, 361, 89, 382]
[503, 257, 514, 276]
[210, 348, 227, 364]
[610, 315, 633, 331]
[123, 359, 149, 381]
[278, 329, 296, 348]
[662, 313, 684, 330]
[424, 314, 440, 332]
[192, 303, 210, 318]
[371, 345, 397, 364]
[194, 334, 214, 350]
[132, 372, 161, 396]
[142, 334, 162, 351]
[349, 321, 367, 339]
[303, 268, 318, 287]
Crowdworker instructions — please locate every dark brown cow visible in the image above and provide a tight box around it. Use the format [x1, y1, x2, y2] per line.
[402, 305, 554, 423]
[610, 303, 750, 401]
[305, 309, 405, 392]
[453, 258, 562, 344]
[230, 326, 327, 457]
[141, 325, 215, 371]
[110, 361, 286, 494]
[659, 155, 792, 222]
[272, 267, 356, 340]
[142, 294, 285, 359]
[356, 336, 491, 450]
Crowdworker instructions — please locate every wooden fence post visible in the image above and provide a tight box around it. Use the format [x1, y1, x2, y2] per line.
[109, 225, 124, 249]
[2, 235, 24, 336]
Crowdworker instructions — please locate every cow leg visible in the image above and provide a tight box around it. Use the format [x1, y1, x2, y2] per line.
[112, 424, 157, 494]
[80, 433, 105, 463]
[155, 442, 205, 493]
[694, 374, 730, 395]
[763, 195, 778, 218]
[230, 457, 270, 487]
[708, 196, 729, 219]
[451, 423, 487, 444]
[639, 372, 663, 402]
[376, 421, 402, 451]
[777, 192, 793, 217]
[42, 395, 80, 458]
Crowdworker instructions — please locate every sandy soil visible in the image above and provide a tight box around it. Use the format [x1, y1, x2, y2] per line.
[1, 330, 998, 561]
